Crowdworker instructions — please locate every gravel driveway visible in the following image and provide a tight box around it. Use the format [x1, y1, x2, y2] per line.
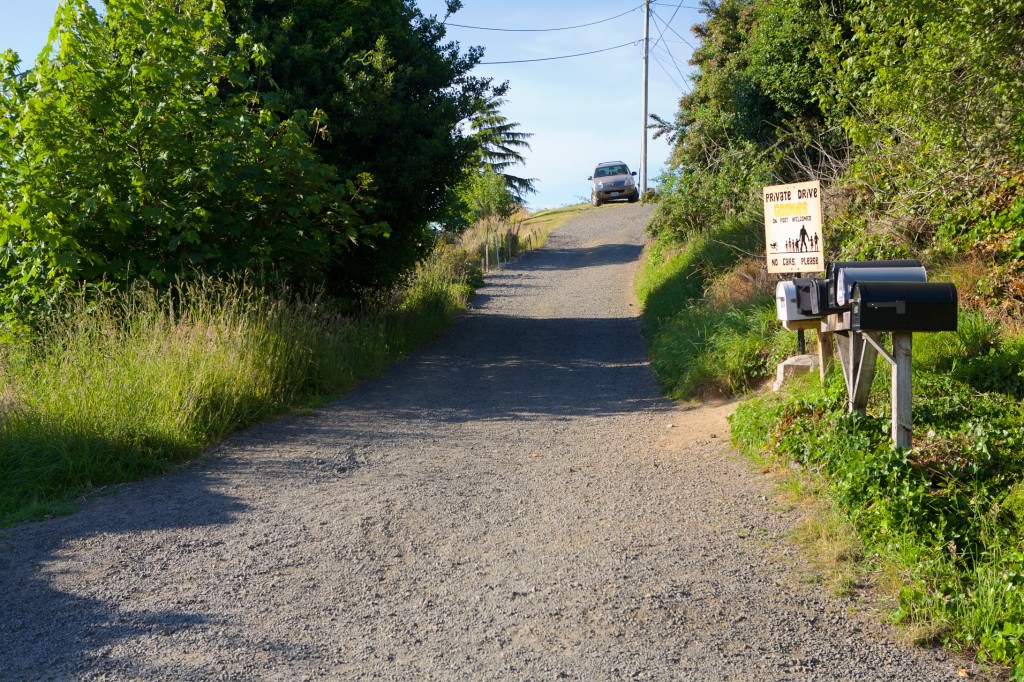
[0, 203, 974, 680]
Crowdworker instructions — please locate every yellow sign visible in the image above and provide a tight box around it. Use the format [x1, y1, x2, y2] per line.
[763, 180, 824, 274]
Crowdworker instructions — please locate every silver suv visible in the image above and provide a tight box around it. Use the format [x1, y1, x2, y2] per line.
[588, 161, 639, 206]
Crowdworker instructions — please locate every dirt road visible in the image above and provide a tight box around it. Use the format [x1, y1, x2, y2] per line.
[0, 204, 968, 679]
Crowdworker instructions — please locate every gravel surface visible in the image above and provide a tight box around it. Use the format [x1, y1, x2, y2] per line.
[0, 203, 978, 680]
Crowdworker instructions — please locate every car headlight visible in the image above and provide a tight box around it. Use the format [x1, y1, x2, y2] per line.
[596, 182, 605, 190]
[624, 177, 634, 186]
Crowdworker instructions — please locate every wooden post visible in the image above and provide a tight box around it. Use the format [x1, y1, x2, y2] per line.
[837, 330, 878, 414]
[816, 329, 834, 381]
[892, 332, 913, 449]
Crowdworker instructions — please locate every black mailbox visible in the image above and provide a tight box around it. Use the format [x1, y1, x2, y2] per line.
[794, 277, 841, 316]
[850, 281, 958, 332]
[827, 259, 923, 307]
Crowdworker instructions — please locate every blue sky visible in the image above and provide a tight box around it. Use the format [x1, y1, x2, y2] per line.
[419, 0, 701, 208]
[0, 1, 702, 210]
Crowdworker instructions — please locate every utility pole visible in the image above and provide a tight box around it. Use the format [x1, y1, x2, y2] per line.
[641, 0, 650, 194]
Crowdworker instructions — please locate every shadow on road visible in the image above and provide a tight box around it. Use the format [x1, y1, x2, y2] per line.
[0, 466, 248, 678]
[336, 312, 670, 424]
[520, 242, 644, 271]
[0, 220, 660, 678]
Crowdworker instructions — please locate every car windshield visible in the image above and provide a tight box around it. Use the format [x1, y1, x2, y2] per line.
[596, 165, 628, 177]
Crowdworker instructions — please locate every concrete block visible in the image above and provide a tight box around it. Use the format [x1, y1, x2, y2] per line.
[773, 354, 820, 392]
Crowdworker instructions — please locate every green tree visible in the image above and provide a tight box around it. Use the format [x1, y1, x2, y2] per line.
[0, 0, 378, 316]
[649, 0, 777, 239]
[649, 0, 837, 242]
[223, 0, 498, 293]
[821, 0, 1024, 249]
[469, 96, 536, 205]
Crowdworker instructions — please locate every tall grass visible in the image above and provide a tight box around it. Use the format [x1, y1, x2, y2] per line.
[635, 217, 790, 397]
[0, 246, 478, 526]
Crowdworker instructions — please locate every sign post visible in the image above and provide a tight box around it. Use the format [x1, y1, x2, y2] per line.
[764, 180, 826, 367]
[763, 180, 824, 275]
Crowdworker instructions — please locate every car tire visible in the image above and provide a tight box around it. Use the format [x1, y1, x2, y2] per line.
[627, 192, 639, 203]
[591, 192, 602, 207]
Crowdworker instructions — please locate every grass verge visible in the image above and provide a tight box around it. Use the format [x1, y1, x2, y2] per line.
[456, 203, 592, 271]
[636, 216, 793, 397]
[729, 353, 1024, 675]
[0, 204, 592, 527]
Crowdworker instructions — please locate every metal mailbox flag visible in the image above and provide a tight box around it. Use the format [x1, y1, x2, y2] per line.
[763, 180, 824, 274]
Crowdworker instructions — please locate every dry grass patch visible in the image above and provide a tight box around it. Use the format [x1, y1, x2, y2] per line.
[791, 504, 865, 596]
[518, 203, 593, 249]
[760, 456, 866, 597]
[704, 256, 779, 311]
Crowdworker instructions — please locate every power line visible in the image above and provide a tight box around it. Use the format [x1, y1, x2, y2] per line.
[653, 46, 692, 93]
[479, 40, 640, 65]
[651, 9, 699, 52]
[652, 51, 685, 92]
[651, 1, 705, 10]
[447, 4, 645, 32]
[647, 3, 696, 96]
[650, 2, 685, 53]
[654, 44, 690, 79]
[650, 12, 694, 66]
[650, 19, 693, 94]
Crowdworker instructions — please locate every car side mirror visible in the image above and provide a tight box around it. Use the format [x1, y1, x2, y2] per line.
[587, 176, 593, 180]
[631, 171, 637, 176]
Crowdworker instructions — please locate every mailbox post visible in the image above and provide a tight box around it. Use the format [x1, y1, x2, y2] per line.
[775, 261, 958, 450]
[763, 180, 960, 449]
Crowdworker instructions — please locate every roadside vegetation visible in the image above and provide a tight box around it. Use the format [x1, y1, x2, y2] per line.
[639, 0, 1024, 674]
[0, 0, 569, 526]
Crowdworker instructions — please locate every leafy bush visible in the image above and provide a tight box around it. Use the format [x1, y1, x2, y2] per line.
[822, 0, 1024, 243]
[224, 0, 498, 292]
